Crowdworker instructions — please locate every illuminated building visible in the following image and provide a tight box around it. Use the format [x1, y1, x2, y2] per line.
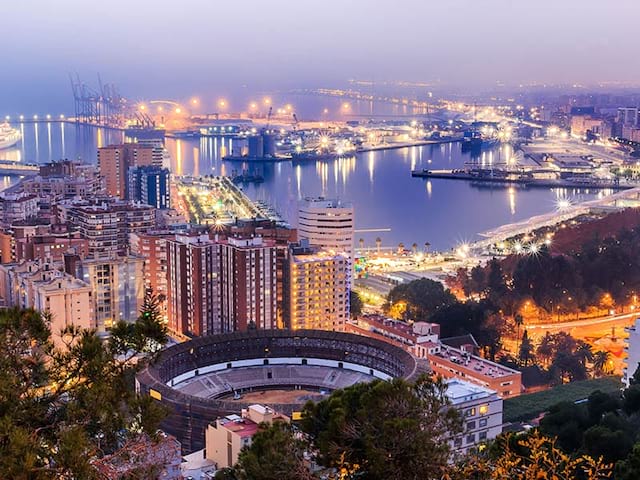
[167, 234, 220, 336]
[298, 197, 354, 263]
[58, 199, 156, 259]
[66, 254, 145, 334]
[446, 379, 503, 455]
[283, 240, 349, 331]
[127, 165, 171, 209]
[98, 144, 160, 199]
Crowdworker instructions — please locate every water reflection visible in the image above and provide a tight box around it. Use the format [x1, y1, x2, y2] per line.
[6, 122, 613, 250]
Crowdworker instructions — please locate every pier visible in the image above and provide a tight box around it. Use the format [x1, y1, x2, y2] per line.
[411, 169, 633, 190]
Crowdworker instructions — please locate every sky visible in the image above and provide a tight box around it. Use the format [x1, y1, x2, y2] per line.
[2, 0, 639, 113]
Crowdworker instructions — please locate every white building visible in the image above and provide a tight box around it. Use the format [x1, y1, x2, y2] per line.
[446, 378, 503, 455]
[298, 197, 354, 265]
[284, 240, 349, 331]
[623, 318, 640, 386]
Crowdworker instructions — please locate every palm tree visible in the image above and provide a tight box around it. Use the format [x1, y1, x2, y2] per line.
[536, 332, 555, 367]
[514, 313, 524, 351]
[359, 238, 365, 252]
[424, 242, 431, 254]
[398, 242, 405, 254]
[412, 243, 418, 254]
[375, 237, 382, 254]
[592, 350, 612, 377]
[575, 341, 593, 368]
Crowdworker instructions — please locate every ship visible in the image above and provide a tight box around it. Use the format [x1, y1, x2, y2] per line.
[0, 123, 21, 150]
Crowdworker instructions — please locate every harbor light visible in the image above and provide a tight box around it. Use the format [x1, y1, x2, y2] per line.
[19, 115, 24, 121]
[33, 115, 38, 120]
[191, 98, 199, 106]
[218, 99, 227, 109]
[175, 108, 182, 114]
[46, 114, 51, 120]
[4, 116, 9, 121]
[60, 114, 65, 119]
[263, 97, 271, 106]
[139, 104, 146, 111]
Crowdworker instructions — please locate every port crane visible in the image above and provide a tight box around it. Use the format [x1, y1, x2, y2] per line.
[263, 106, 273, 133]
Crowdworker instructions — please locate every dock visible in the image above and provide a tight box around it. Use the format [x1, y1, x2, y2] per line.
[411, 169, 633, 190]
[0, 162, 39, 176]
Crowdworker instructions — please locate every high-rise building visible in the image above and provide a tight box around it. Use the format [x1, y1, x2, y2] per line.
[218, 236, 278, 332]
[220, 219, 296, 328]
[618, 107, 639, 128]
[167, 234, 221, 336]
[58, 199, 156, 259]
[130, 231, 175, 321]
[127, 165, 171, 209]
[69, 254, 145, 333]
[298, 197, 354, 262]
[166, 233, 279, 337]
[283, 240, 348, 331]
[98, 144, 160, 199]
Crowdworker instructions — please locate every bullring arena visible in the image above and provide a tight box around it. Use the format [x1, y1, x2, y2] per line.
[136, 329, 425, 452]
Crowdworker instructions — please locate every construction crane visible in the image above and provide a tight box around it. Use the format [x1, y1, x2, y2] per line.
[292, 113, 300, 131]
[264, 106, 273, 132]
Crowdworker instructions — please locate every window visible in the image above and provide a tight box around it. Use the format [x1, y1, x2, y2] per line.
[465, 408, 476, 417]
[466, 421, 476, 430]
[479, 404, 489, 415]
[479, 418, 488, 427]
[479, 431, 488, 441]
[466, 434, 475, 444]
[454, 437, 462, 447]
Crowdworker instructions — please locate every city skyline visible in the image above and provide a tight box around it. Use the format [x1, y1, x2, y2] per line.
[3, 0, 640, 113]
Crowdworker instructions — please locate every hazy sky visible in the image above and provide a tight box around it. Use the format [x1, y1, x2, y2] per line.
[2, 0, 639, 112]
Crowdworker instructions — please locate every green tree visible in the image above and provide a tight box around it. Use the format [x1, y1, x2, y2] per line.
[518, 330, 535, 367]
[385, 278, 456, 321]
[616, 442, 640, 480]
[582, 425, 633, 464]
[592, 350, 612, 377]
[301, 375, 461, 480]
[0, 306, 168, 479]
[349, 290, 364, 318]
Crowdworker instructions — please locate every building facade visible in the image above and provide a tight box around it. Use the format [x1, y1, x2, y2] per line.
[98, 144, 159, 199]
[446, 378, 503, 455]
[624, 318, 640, 387]
[283, 240, 349, 331]
[127, 165, 171, 209]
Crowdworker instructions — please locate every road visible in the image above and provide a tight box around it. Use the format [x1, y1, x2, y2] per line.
[526, 311, 638, 339]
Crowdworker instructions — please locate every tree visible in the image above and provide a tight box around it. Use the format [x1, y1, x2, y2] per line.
[582, 425, 633, 464]
[0, 307, 168, 479]
[518, 330, 535, 367]
[225, 422, 313, 480]
[592, 350, 613, 377]
[616, 443, 640, 480]
[385, 278, 456, 321]
[301, 375, 461, 480]
[449, 431, 612, 480]
[349, 290, 364, 318]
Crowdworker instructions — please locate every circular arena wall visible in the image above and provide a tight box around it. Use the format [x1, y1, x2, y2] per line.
[136, 329, 418, 453]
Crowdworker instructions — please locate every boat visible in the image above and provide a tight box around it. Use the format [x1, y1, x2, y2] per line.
[0, 123, 21, 150]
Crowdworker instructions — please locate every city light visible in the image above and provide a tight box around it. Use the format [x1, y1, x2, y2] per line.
[218, 99, 227, 109]
[263, 97, 271, 106]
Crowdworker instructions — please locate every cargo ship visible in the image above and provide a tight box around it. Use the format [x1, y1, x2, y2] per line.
[0, 123, 21, 150]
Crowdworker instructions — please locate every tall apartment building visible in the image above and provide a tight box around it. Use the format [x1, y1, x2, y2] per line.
[166, 233, 278, 337]
[67, 254, 145, 333]
[283, 240, 349, 331]
[618, 107, 639, 128]
[58, 200, 156, 259]
[167, 234, 221, 336]
[220, 219, 296, 328]
[130, 231, 175, 321]
[98, 144, 160, 199]
[218, 236, 278, 332]
[298, 197, 354, 262]
[127, 165, 171, 209]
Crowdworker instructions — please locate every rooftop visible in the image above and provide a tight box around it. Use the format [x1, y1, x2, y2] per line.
[446, 378, 496, 404]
